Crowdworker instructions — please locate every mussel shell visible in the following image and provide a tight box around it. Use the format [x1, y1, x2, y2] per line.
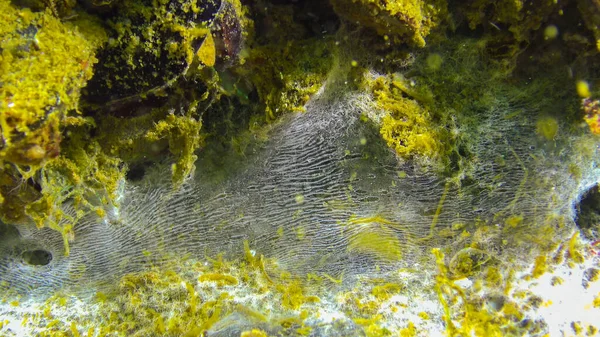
[83, 0, 225, 108]
[212, 0, 243, 67]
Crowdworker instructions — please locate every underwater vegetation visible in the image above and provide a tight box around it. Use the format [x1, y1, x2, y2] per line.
[1, 0, 600, 336]
[329, 0, 447, 48]
[0, 0, 104, 170]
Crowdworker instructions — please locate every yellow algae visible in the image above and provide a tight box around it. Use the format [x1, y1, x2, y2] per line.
[348, 215, 397, 226]
[371, 283, 402, 301]
[531, 256, 548, 279]
[25, 137, 125, 255]
[348, 230, 402, 261]
[399, 322, 418, 336]
[0, 1, 104, 167]
[185, 282, 197, 314]
[354, 315, 390, 337]
[593, 293, 600, 308]
[551, 276, 564, 286]
[241, 38, 333, 120]
[276, 281, 320, 310]
[322, 273, 343, 284]
[449, 247, 491, 277]
[330, 0, 447, 47]
[0, 0, 110, 247]
[145, 109, 204, 187]
[567, 231, 585, 264]
[366, 75, 446, 164]
[241, 329, 269, 337]
[70, 322, 80, 337]
[198, 273, 239, 286]
[504, 214, 523, 228]
[236, 305, 268, 322]
[344, 215, 406, 262]
[432, 248, 534, 336]
[296, 325, 312, 335]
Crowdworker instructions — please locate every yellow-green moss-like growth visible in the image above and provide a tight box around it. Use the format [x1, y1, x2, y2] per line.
[241, 38, 333, 121]
[330, 0, 448, 47]
[368, 75, 446, 164]
[0, 0, 110, 253]
[91, 102, 205, 188]
[432, 248, 544, 337]
[26, 131, 125, 256]
[0, 0, 105, 168]
[145, 109, 204, 187]
[448, 247, 493, 278]
[31, 243, 324, 336]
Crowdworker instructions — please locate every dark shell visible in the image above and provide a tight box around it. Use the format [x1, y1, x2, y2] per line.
[83, 0, 231, 108]
[212, 0, 243, 67]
